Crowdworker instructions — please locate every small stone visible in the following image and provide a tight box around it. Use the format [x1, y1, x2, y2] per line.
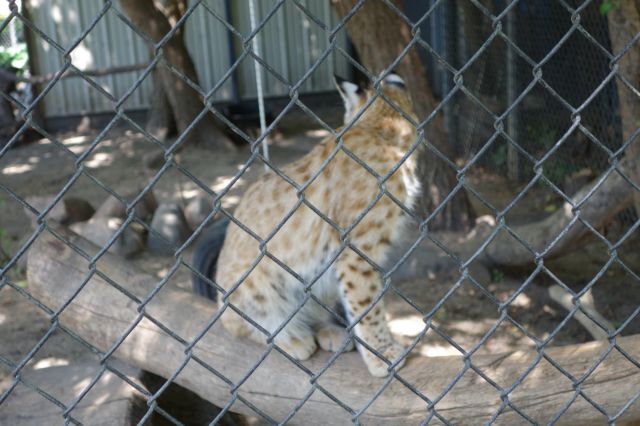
[14, 233, 31, 272]
[24, 195, 67, 228]
[71, 217, 146, 258]
[147, 203, 190, 255]
[564, 168, 594, 196]
[468, 263, 492, 285]
[62, 197, 95, 223]
[94, 189, 158, 222]
[142, 151, 166, 170]
[24, 196, 94, 228]
[184, 196, 213, 231]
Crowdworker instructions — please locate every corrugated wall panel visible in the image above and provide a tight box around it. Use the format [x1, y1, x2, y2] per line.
[81, 1, 115, 114]
[233, 0, 349, 99]
[184, 0, 234, 102]
[29, 1, 153, 117]
[28, 0, 349, 118]
[30, 0, 68, 116]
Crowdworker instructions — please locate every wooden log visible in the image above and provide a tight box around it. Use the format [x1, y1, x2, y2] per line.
[547, 285, 614, 341]
[390, 158, 636, 277]
[484, 165, 636, 267]
[27, 226, 640, 425]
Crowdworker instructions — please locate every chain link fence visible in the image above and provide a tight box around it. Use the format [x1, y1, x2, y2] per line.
[0, 0, 639, 424]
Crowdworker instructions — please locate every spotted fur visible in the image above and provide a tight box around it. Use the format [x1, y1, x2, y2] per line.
[215, 73, 420, 377]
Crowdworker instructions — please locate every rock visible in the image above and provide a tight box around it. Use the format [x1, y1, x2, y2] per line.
[147, 203, 190, 255]
[142, 151, 166, 170]
[184, 196, 214, 231]
[62, 197, 95, 223]
[71, 217, 146, 258]
[93, 189, 158, 222]
[564, 168, 594, 196]
[468, 262, 492, 285]
[24, 196, 95, 229]
[14, 233, 31, 272]
[24, 195, 68, 228]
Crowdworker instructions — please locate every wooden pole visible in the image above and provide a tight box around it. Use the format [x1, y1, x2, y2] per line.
[27, 226, 640, 425]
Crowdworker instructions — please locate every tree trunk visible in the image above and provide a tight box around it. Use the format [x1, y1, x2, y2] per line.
[331, 0, 475, 231]
[119, 0, 233, 149]
[145, 69, 177, 142]
[26, 226, 640, 426]
[607, 1, 640, 211]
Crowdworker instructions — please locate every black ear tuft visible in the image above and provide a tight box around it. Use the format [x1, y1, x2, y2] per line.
[382, 73, 406, 89]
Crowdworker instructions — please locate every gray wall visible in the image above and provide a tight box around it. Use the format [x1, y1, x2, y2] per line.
[27, 0, 349, 118]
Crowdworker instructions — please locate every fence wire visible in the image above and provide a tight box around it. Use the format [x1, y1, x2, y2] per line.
[0, 0, 639, 424]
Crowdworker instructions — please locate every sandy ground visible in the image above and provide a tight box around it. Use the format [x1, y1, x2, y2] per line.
[1, 110, 639, 421]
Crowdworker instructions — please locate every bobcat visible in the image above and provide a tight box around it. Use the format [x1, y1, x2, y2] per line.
[214, 73, 420, 377]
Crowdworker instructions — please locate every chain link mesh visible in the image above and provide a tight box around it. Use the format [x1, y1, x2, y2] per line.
[0, 0, 639, 424]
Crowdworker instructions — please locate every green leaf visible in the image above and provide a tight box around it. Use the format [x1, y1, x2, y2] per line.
[491, 269, 504, 283]
[600, 1, 614, 15]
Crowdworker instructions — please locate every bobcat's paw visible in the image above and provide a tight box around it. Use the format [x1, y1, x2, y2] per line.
[316, 324, 354, 352]
[278, 334, 318, 361]
[362, 342, 407, 377]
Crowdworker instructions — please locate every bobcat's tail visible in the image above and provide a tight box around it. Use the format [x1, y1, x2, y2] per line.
[191, 218, 230, 300]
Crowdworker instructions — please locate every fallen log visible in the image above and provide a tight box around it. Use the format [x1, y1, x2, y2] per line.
[27, 226, 640, 425]
[484, 165, 636, 267]
[391, 160, 637, 278]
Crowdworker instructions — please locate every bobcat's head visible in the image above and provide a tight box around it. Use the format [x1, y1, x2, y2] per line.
[334, 72, 416, 128]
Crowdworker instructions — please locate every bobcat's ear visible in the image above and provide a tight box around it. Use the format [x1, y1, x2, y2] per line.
[334, 74, 361, 108]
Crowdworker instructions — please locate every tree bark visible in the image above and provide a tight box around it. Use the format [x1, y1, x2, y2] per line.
[27, 226, 640, 425]
[154, 0, 187, 27]
[119, 0, 233, 149]
[607, 1, 640, 211]
[331, 0, 475, 231]
[145, 69, 177, 142]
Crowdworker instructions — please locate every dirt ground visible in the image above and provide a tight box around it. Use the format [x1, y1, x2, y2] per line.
[1, 110, 639, 418]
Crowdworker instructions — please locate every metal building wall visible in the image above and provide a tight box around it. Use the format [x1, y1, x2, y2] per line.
[27, 0, 349, 118]
[231, 0, 350, 99]
[28, 0, 154, 117]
